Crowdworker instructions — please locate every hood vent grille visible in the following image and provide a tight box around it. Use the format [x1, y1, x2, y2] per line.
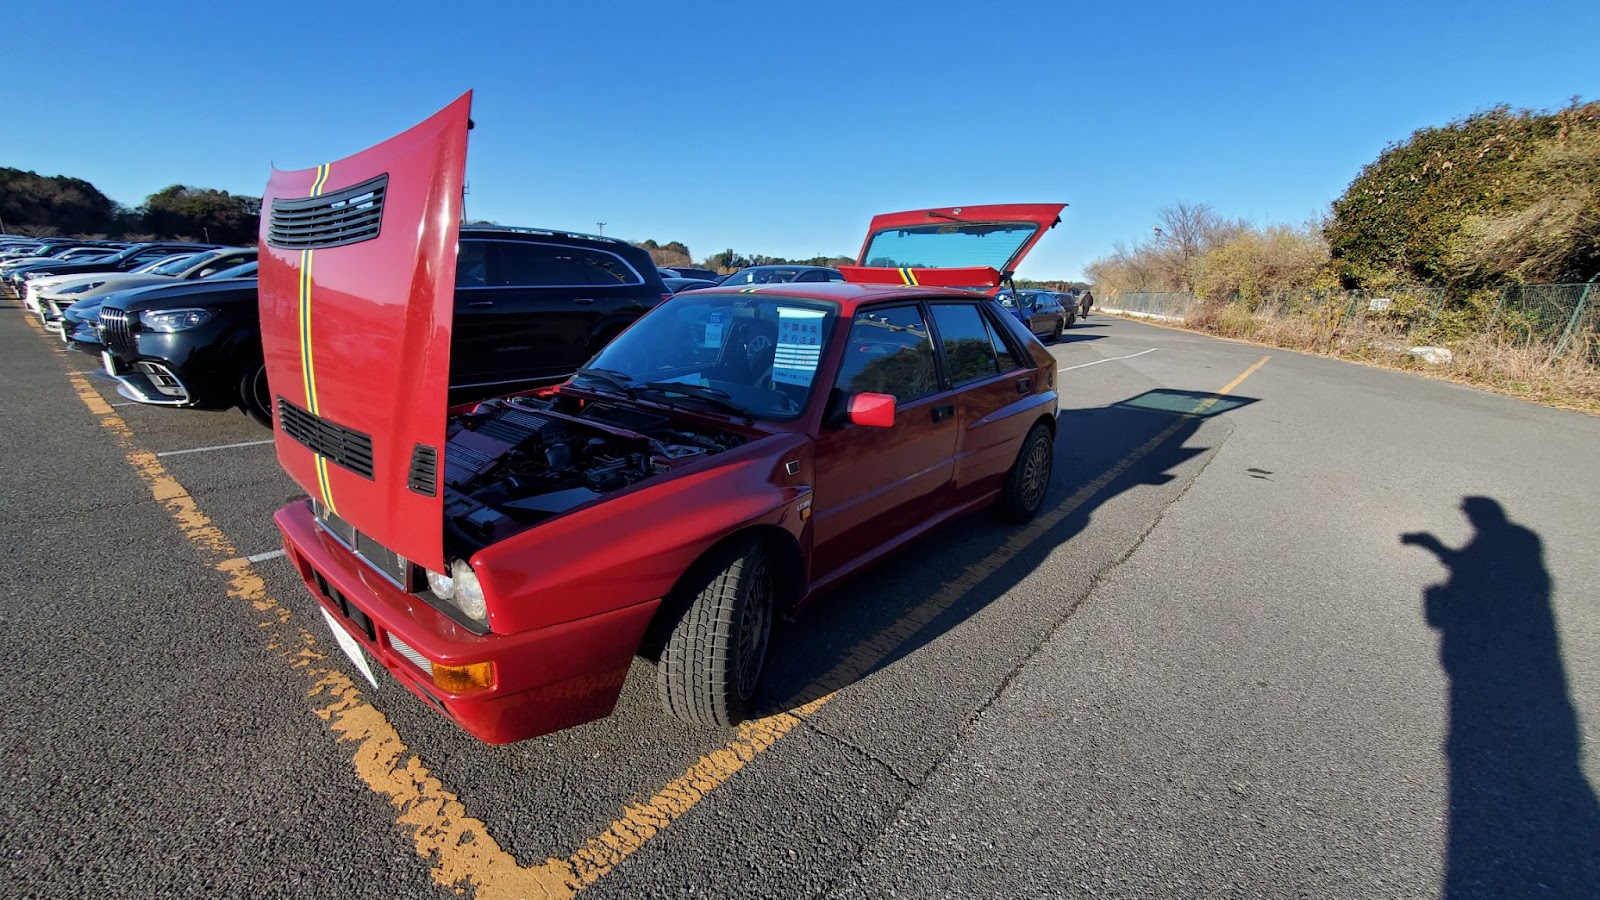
[407, 444, 438, 497]
[277, 397, 376, 479]
[267, 174, 388, 250]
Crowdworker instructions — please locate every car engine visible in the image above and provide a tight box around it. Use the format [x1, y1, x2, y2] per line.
[440, 395, 745, 545]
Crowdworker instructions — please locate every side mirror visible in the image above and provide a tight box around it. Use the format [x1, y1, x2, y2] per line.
[847, 392, 895, 428]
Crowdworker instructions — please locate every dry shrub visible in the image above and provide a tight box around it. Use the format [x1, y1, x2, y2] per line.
[1449, 332, 1600, 410]
[1171, 300, 1600, 413]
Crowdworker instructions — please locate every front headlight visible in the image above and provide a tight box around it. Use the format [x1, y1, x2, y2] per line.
[60, 282, 103, 295]
[139, 308, 216, 332]
[425, 559, 488, 624]
[24, 271, 54, 280]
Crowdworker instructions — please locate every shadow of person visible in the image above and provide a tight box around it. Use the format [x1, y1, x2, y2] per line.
[1403, 498, 1600, 898]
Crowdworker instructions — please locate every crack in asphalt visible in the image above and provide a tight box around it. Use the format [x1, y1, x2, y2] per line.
[801, 718, 921, 789]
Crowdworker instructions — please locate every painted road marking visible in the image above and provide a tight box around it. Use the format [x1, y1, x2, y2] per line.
[1060, 347, 1158, 371]
[39, 308, 1271, 899]
[245, 548, 288, 564]
[155, 439, 275, 457]
[111, 401, 139, 407]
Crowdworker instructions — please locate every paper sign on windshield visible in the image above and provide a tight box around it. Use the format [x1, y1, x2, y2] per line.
[773, 308, 826, 386]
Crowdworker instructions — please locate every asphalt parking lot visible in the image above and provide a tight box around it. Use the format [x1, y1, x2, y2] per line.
[3, 304, 1597, 900]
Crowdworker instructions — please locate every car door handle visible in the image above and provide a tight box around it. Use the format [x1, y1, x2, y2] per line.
[932, 404, 955, 423]
[1016, 377, 1032, 394]
[467, 300, 494, 309]
[572, 298, 595, 305]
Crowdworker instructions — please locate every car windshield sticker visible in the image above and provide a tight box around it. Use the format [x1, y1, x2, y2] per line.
[703, 310, 728, 348]
[773, 308, 826, 386]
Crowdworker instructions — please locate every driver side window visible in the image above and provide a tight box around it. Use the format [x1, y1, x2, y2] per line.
[834, 305, 939, 402]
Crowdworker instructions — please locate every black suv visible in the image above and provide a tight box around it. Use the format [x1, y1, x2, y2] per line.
[99, 226, 668, 426]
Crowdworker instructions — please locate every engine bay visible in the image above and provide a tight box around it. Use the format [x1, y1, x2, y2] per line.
[440, 395, 745, 546]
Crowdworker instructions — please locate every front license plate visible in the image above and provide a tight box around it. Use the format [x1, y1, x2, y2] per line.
[320, 606, 380, 689]
[101, 351, 119, 377]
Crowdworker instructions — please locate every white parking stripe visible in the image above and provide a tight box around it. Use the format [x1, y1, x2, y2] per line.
[1059, 348, 1158, 371]
[245, 549, 287, 564]
[110, 402, 139, 407]
[155, 439, 275, 457]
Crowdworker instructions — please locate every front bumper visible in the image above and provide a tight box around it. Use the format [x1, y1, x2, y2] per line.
[102, 351, 196, 406]
[275, 501, 659, 744]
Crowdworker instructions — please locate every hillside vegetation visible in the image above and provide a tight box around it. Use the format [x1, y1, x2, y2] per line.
[1085, 99, 1600, 411]
[1, 168, 261, 245]
[1089, 100, 1600, 296]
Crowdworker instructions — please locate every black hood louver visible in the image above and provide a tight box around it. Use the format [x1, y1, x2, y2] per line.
[267, 174, 388, 250]
[407, 444, 438, 497]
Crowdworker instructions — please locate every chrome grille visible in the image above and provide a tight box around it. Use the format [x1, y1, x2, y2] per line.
[101, 307, 134, 353]
[387, 634, 434, 675]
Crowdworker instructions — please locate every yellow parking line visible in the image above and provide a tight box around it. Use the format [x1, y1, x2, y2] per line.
[45, 308, 1269, 898]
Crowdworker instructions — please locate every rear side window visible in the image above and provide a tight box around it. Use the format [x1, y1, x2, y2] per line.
[456, 240, 489, 287]
[835, 304, 939, 402]
[930, 303, 1001, 385]
[984, 308, 1030, 371]
[495, 243, 640, 287]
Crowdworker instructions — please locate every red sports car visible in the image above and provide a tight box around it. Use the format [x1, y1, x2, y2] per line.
[261, 93, 1064, 744]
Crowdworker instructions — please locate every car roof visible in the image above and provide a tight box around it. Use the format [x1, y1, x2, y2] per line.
[688, 280, 992, 316]
[459, 224, 634, 248]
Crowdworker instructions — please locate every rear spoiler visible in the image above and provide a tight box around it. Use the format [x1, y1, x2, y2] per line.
[837, 265, 1000, 289]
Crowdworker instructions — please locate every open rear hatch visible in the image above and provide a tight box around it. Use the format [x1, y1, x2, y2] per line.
[259, 93, 471, 573]
[839, 203, 1066, 288]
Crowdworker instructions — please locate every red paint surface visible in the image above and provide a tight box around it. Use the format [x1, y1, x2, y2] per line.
[855, 203, 1065, 267]
[846, 391, 896, 427]
[259, 92, 471, 573]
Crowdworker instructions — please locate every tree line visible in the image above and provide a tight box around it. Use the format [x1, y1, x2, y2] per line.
[0, 168, 261, 246]
[1087, 99, 1600, 298]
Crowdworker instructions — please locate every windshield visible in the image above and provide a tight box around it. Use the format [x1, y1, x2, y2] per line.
[579, 291, 837, 421]
[721, 267, 803, 285]
[208, 261, 257, 279]
[146, 253, 202, 275]
[860, 221, 1040, 271]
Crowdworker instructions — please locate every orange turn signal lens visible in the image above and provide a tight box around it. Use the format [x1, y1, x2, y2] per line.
[432, 661, 495, 694]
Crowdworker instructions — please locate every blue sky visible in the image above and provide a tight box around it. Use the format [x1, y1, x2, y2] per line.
[4, 0, 1596, 279]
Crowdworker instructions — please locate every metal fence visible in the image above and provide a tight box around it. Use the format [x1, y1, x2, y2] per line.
[1099, 282, 1598, 361]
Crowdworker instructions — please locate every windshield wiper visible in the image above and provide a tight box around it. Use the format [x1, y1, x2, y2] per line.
[572, 367, 634, 393]
[637, 382, 756, 421]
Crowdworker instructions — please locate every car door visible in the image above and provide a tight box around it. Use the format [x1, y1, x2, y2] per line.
[928, 301, 1041, 505]
[810, 302, 958, 581]
[451, 239, 640, 390]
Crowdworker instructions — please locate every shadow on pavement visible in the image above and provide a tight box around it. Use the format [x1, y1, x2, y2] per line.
[1052, 332, 1106, 344]
[761, 387, 1257, 714]
[1402, 498, 1600, 898]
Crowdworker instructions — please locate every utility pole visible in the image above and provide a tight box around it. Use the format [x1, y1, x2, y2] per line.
[596, 222, 606, 236]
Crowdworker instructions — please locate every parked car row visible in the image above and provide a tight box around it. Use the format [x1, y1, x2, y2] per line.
[11, 97, 1071, 749]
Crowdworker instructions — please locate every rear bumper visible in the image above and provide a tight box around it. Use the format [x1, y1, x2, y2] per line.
[275, 501, 658, 744]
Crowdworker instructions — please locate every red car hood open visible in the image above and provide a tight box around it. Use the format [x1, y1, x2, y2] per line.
[844, 203, 1066, 288]
[258, 93, 470, 573]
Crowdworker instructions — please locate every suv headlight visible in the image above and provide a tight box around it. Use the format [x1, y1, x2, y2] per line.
[425, 559, 488, 624]
[139, 308, 216, 332]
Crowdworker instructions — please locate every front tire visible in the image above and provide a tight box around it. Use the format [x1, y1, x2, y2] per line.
[657, 539, 774, 727]
[239, 359, 272, 428]
[998, 423, 1053, 522]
